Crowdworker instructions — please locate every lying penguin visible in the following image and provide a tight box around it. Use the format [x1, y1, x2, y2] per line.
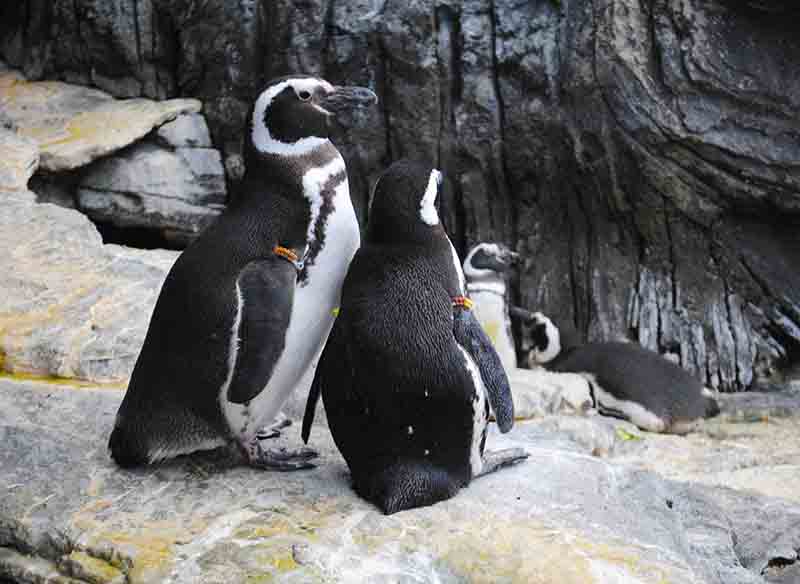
[462, 243, 520, 372]
[108, 76, 377, 470]
[303, 160, 528, 514]
[525, 311, 720, 434]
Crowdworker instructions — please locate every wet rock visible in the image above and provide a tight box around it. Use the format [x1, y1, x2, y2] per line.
[1, 377, 799, 584]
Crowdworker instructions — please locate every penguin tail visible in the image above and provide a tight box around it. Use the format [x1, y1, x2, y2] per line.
[354, 460, 462, 515]
[108, 423, 151, 468]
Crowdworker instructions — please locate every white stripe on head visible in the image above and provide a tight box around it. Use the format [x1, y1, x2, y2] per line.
[419, 169, 441, 226]
[251, 78, 335, 157]
[529, 312, 562, 364]
[463, 243, 503, 280]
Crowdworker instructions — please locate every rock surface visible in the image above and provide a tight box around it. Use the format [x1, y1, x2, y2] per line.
[3, 0, 798, 389]
[0, 66, 201, 172]
[1, 377, 799, 584]
[77, 139, 226, 243]
[156, 113, 213, 149]
[0, 128, 38, 192]
[0, 195, 177, 383]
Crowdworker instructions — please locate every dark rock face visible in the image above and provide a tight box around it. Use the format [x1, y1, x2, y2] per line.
[2, 0, 799, 390]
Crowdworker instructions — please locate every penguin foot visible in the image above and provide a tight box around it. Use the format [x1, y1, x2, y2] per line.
[476, 448, 529, 478]
[242, 439, 319, 471]
[255, 414, 293, 440]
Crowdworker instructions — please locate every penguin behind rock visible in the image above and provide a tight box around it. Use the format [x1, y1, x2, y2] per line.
[463, 243, 520, 372]
[525, 311, 720, 434]
[108, 76, 377, 470]
[302, 159, 528, 514]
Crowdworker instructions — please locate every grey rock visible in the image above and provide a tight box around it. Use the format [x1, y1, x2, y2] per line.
[1, 0, 798, 387]
[0, 127, 38, 192]
[156, 113, 213, 149]
[0, 64, 201, 172]
[1, 377, 799, 584]
[77, 141, 225, 242]
[0, 196, 178, 383]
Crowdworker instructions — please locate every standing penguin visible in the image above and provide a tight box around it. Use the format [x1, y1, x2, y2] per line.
[525, 311, 720, 434]
[463, 243, 520, 372]
[303, 160, 528, 514]
[109, 76, 377, 470]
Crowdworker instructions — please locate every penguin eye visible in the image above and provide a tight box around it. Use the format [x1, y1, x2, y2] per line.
[297, 90, 312, 102]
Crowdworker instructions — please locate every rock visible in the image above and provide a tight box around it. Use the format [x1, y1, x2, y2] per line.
[3, 1, 799, 385]
[155, 113, 212, 149]
[0, 66, 201, 172]
[1, 377, 799, 584]
[508, 367, 593, 419]
[76, 141, 225, 243]
[0, 196, 177, 382]
[0, 128, 39, 192]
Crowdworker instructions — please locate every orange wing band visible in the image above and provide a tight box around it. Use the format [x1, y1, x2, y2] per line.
[274, 245, 299, 264]
[452, 296, 474, 310]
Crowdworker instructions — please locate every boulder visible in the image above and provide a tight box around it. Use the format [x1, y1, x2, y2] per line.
[0, 128, 38, 192]
[1, 377, 799, 584]
[155, 113, 213, 149]
[0, 65, 201, 172]
[6, 0, 798, 389]
[77, 141, 226, 243]
[0, 196, 177, 382]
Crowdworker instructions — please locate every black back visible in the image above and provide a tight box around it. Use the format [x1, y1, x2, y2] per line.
[109, 137, 314, 466]
[551, 341, 710, 422]
[303, 160, 483, 511]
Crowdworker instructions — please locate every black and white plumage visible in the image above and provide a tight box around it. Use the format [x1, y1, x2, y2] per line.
[302, 159, 527, 514]
[108, 76, 377, 469]
[526, 312, 720, 434]
[463, 243, 520, 372]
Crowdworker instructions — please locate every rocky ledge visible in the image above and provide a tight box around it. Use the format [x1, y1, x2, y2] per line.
[1, 377, 799, 584]
[1, 63, 226, 243]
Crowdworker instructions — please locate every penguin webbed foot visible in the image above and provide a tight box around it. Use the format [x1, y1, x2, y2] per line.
[242, 438, 319, 471]
[255, 414, 292, 440]
[476, 448, 529, 478]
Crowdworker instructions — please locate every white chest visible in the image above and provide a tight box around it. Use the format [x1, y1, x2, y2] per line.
[221, 174, 360, 439]
[468, 283, 517, 371]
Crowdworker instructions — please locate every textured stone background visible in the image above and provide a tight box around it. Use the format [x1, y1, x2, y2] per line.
[2, 0, 799, 391]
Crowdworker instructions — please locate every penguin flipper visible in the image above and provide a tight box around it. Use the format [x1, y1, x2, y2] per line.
[227, 259, 296, 404]
[453, 308, 515, 433]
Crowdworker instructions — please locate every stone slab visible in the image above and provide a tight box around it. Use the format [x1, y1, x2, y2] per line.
[0, 67, 201, 172]
[2, 377, 799, 584]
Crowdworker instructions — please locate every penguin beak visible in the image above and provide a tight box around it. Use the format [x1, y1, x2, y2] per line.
[509, 306, 536, 323]
[320, 86, 379, 115]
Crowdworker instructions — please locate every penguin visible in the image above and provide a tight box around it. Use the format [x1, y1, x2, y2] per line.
[524, 311, 720, 434]
[462, 243, 520, 372]
[108, 76, 377, 470]
[302, 159, 528, 514]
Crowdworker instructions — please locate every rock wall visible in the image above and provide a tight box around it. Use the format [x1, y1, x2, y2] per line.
[2, 0, 799, 390]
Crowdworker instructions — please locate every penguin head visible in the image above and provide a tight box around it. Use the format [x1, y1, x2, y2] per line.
[463, 243, 520, 282]
[249, 76, 377, 158]
[525, 312, 563, 365]
[367, 159, 446, 244]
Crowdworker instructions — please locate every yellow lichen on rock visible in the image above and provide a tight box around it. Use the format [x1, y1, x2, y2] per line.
[60, 550, 125, 584]
[0, 67, 201, 172]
